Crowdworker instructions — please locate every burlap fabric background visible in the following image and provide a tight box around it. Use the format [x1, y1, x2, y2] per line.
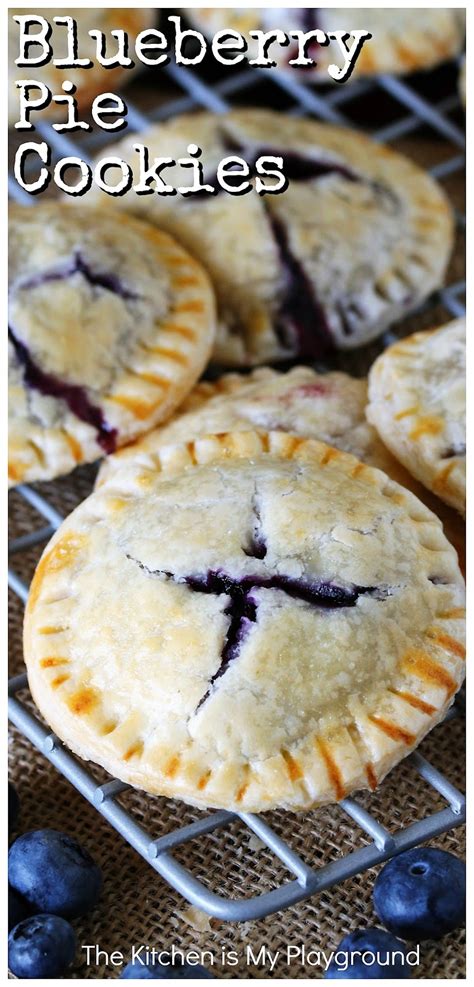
[8, 63, 465, 980]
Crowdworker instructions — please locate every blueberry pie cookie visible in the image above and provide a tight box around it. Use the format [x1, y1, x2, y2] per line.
[368, 319, 466, 516]
[24, 430, 465, 812]
[186, 9, 465, 80]
[90, 110, 453, 366]
[8, 204, 215, 486]
[96, 366, 465, 573]
[8, 8, 156, 125]
[96, 367, 419, 487]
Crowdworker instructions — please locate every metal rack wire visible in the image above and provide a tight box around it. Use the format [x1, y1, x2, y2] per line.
[8, 46, 466, 921]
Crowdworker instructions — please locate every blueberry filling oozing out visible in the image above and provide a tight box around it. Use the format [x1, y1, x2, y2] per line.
[9, 326, 117, 454]
[183, 571, 383, 710]
[8, 250, 143, 453]
[242, 496, 267, 560]
[209, 132, 398, 355]
[18, 251, 139, 301]
[207, 133, 359, 190]
[442, 442, 466, 459]
[211, 136, 362, 355]
[268, 214, 334, 357]
[127, 553, 385, 711]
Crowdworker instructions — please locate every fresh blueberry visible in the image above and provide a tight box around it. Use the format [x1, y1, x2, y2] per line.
[121, 958, 214, 979]
[325, 928, 411, 979]
[8, 783, 20, 830]
[9, 828, 102, 918]
[8, 914, 76, 978]
[9, 886, 30, 931]
[373, 847, 466, 940]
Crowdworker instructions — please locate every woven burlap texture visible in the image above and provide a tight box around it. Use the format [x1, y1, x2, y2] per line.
[8, 126, 465, 979]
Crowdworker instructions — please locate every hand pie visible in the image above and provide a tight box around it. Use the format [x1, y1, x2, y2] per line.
[368, 319, 466, 516]
[8, 204, 215, 485]
[24, 430, 465, 813]
[88, 110, 453, 366]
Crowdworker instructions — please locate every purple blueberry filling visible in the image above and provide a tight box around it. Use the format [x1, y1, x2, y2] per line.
[181, 572, 375, 712]
[8, 326, 117, 454]
[243, 496, 267, 559]
[207, 135, 358, 191]
[18, 251, 139, 302]
[8, 250, 141, 452]
[181, 569, 374, 606]
[183, 570, 382, 710]
[207, 132, 399, 357]
[269, 213, 333, 358]
[126, 552, 386, 710]
[442, 443, 466, 459]
[263, 150, 357, 184]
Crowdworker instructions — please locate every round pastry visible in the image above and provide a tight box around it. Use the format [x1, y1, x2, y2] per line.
[367, 319, 466, 517]
[95, 366, 465, 573]
[8, 8, 156, 126]
[8, 204, 216, 486]
[89, 110, 453, 366]
[24, 430, 465, 813]
[186, 8, 465, 80]
[96, 366, 419, 487]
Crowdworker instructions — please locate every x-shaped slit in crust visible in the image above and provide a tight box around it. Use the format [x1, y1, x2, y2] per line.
[126, 554, 386, 713]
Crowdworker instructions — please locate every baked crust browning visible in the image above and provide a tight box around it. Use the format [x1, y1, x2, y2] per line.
[95, 366, 465, 572]
[88, 109, 454, 366]
[8, 204, 216, 485]
[367, 319, 466, 516]
[24, 430, 465, 813]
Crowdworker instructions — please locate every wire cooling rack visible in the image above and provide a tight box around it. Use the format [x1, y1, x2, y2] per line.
[8, 35, 466, 921]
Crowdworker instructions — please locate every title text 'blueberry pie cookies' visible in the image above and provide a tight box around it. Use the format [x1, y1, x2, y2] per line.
[186, 8, 465, 80]
[25, 431, 465, 813]
[8, 8, 156, 125]
[8, 204, 216, 485]
[368, 319, 466, 517]
[90, 110, 453, 366]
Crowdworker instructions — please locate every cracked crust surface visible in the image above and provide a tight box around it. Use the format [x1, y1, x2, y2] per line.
[187, 8, 465, 79]
[96, 366, 465, 572]
[8, 8, 156, 125]
[88, 109, 453, 366]
[24, 430, 465, 813]
[368, 319, 466, 516]
[8, 204, 216, 486]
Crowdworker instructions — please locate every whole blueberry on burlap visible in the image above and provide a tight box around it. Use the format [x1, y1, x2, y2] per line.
[9, 828, 102, 918]
[374, 847, 466, 940]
